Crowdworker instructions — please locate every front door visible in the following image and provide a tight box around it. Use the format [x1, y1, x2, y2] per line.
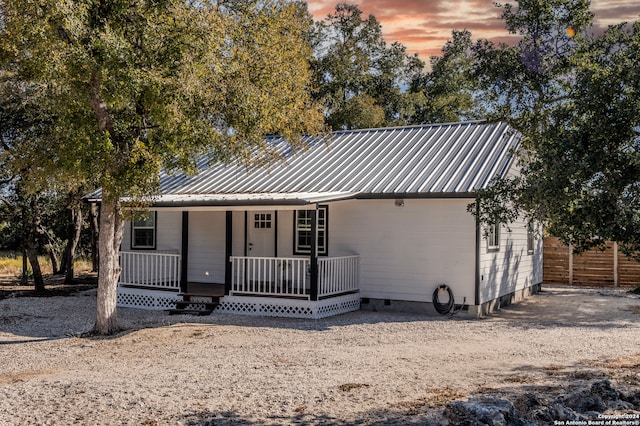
[247, 211, 275, 257]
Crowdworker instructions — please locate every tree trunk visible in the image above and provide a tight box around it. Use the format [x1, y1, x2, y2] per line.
[89, 203, 99, 272]
[63, 203, 84, 283]
[48, 249, 60, 275]
[25, 243, 45, 292]
[21, 250, 28, 286]
[94, 195, 124, 335]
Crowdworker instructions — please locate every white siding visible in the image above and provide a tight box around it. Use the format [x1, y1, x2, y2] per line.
[121, 210, 181, 252]
[477, 161, 543, 304]
[187, 211, 225, 283]
[232, 211, 245, 256]
[478, 218, 543, 304]
[276, 211, 295, 257]
[326, 199, 476, 303]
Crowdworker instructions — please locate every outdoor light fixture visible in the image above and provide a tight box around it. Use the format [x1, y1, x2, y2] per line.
[395, 199, 405, 207]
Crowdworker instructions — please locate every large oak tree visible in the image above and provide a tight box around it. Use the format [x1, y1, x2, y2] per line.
[472, 0, 640, 258]
[0, 0, 323, 334]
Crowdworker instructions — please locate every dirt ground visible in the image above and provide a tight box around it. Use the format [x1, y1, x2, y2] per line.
[0, 282, 639, 425]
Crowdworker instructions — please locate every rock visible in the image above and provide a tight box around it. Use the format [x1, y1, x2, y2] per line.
[591, 380, 621, 402]
[443, 396, 527, 426]
[512, 393, 555, 424]
[623, 390, 640, 408]
[559, 389, 606, 413]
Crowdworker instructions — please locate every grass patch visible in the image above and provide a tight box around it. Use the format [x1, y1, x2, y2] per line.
[0, 253, 92, 277]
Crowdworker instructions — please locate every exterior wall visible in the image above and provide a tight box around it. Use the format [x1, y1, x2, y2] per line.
[123, 198, 542, 311]
[478, 218, 543, 304]
[187, 211, 226, 283]
[121, 210, 182, 251]
[326, 198, 476, 305]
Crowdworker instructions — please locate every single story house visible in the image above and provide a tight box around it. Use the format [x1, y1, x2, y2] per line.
[92, 121, 543, 318]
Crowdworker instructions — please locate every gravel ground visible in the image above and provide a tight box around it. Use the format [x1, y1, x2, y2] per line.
[0, 284, 639, 425]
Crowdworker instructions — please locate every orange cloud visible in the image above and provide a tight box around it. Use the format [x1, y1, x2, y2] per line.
[307, 0, 640, 60]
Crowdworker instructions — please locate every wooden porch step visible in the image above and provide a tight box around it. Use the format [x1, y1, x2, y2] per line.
[173, 301, 219, 310]
[168, 308, 215, 316]
[168, 293, 221, 316]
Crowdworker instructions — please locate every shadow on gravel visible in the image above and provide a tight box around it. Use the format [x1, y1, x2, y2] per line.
[180, 407, 444, 426]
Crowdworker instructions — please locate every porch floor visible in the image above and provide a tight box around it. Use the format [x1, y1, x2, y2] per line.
[185, 282, 225, 296]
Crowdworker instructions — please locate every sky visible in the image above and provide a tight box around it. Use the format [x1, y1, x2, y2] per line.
[306, 0, 640, 60]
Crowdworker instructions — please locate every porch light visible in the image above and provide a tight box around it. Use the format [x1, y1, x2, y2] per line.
[395, 199, 405, 207]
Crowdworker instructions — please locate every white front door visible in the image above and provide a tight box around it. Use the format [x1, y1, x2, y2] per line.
[247, 211, 275, 257]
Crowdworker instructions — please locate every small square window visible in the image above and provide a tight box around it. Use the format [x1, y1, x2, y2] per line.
[254, 213, 272, 229]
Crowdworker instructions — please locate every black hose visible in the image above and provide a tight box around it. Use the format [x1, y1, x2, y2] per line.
[432, 284, 455, 315]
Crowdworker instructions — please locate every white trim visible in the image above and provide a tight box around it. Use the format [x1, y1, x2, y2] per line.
[487, 221, 500, 251]
[117, 287, 180, 310]
[132, 212, 156, 249]
[217, 294, 360, 319]
[294, 206, 327, 255]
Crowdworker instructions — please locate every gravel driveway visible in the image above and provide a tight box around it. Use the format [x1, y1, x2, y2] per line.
[1, 284, 639, 425]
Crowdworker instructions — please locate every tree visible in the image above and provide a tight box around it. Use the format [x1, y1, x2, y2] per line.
[0, 0, 323, 334]
[311, 3, 424, 129]
[410, 30, 485, 124]
[471, 0, 640, 258]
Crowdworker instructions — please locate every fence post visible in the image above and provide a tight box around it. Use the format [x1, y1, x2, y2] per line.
[568, 243, 574, 285]
[613, 241, 619, 287]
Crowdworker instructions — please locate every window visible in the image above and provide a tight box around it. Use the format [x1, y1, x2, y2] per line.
[132, 211, 156, 249]
[254, 213, 272, 229]
[527, 221, 535, 255]
[294, 206, 327, 255]
[487, 221, 500, 251]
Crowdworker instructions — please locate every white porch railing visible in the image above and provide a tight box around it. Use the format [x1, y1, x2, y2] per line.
[230, 256, 309, 297]
[318, 255, 359, 297]
[119, 251, 181, 290]
[230, 255, 360, 299]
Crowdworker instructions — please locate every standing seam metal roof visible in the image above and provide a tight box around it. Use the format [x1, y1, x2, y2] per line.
[156, 121, 519, 200]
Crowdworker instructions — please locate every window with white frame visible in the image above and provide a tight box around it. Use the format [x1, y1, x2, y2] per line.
[294, 206, 327, 255]
[132, 212, 156, 249]
[527, 221, 535, 255]
[487, 220, 500, 251]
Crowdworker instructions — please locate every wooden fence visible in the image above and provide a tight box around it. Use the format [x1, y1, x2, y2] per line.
[543, 237, 640, 286]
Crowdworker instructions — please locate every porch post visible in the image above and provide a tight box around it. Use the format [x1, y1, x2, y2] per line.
[180, 211, 189, 293]
[310, 206, 319, 301]
[225, 211, 232, 295]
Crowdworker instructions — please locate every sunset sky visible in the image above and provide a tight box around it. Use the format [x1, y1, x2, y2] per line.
[306, 0, 640, 60]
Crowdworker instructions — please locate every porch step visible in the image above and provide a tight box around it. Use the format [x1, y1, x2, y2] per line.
[168, 293, 221, 316]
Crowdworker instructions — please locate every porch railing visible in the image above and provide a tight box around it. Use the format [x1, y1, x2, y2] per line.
[230, 255, 360, 299]
[318, 255, 359, 297]
[119, 251, 181, 290]
[230, 256, 309, 297]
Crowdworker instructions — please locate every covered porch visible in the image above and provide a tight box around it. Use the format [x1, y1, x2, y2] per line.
[116, 197, 361, 318]
[117, 251, 360, 318]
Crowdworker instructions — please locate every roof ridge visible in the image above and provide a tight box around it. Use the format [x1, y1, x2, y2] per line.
[331, 120, 492, 135]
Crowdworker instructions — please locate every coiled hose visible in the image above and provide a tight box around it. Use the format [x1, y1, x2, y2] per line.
[432, 284, 455, 315]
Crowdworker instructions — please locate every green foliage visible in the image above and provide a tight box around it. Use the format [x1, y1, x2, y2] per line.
[0, 0, 323, 202]
[471, 0, 640, 259]
[411, 30, 485, 123]
[311, 3, 424, 129]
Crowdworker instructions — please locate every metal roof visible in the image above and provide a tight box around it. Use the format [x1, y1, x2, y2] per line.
[87, 121, 520, 205]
